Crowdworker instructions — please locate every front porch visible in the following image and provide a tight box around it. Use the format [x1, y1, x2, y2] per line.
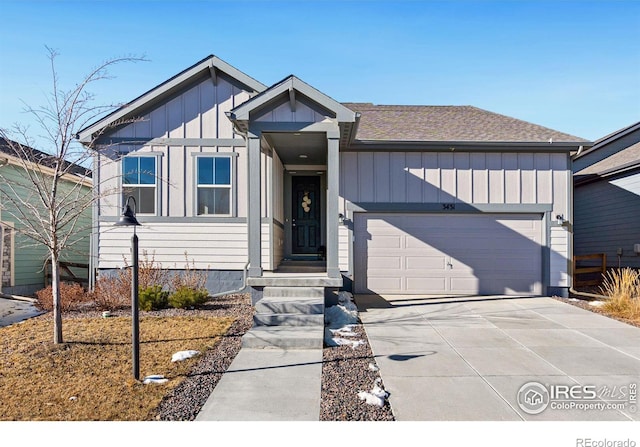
[227, 75, 357, 284]
[226, 76, 357, 348]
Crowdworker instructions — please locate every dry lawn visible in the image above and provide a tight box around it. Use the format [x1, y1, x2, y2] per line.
[0, 314, 233, 421]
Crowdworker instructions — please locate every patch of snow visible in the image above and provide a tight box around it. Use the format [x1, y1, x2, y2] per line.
[337, 291, 358, 311]
[324, 303, 358, 329]
[143, 375, 169, 385]
[329, 325, 357, 337]
[171, 350, 200, 362]
[368, 363, 379, 372]
[568, 298, 580, 302]
[324, 292, 364, 348]
[358, 378, 388, 407]
[589, 301, 605, 307]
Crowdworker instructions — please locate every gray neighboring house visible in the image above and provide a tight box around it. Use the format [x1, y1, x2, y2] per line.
[573, 121, 640, 269]
[77, 54, 591, 303]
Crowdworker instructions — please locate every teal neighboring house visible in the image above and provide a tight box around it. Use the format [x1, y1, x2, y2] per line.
[0, 138, 92, 296]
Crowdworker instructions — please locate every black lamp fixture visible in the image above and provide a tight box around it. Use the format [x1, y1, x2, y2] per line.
[115, 196, 141, 380]
[114, 196, 141, 227]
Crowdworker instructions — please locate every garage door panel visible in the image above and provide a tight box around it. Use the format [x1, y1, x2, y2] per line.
[355, 213, 542, 295]
[405, 256, 446, 270]
[367, 276, 403, 291]
[449, 277, 479, 293]
[406, 276, 447, 290]
[367, 256, 402, 269]
[369, 235, 402, 248]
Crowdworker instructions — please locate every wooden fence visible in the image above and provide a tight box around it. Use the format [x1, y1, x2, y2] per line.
[573, 253, 606, 287]
[44, 260, 89, 287]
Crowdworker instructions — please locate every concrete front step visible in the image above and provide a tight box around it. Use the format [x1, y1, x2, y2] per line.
[253, 313, 324, 327]
[263, 286, 325, 298]
[247, 276, 343, 287]
[242, 326, 324, 349]
[255, 296, 324, 315]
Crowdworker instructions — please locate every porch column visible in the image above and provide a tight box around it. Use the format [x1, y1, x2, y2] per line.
[326, 135, 340, 278]
[247, 135, 262, 276]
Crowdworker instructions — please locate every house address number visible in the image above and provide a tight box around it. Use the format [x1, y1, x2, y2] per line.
[442, 203, 456, 210]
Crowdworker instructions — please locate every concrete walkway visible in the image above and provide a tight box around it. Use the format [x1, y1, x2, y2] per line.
[0, 296, 42, 327]
[356, 295, 640, 421]
[196, 347, 323, 421]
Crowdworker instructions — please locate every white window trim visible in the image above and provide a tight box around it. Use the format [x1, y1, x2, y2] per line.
[120, 152, 163, 217]
[192, 153, 238, 217]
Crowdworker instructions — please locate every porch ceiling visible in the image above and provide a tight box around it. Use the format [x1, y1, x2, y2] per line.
[264, 132, 327, 165]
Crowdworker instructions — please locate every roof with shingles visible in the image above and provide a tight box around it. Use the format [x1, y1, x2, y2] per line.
[342, 103, 589, 143]
[0, 138, 92, 178]
[575, 140, 640, 177]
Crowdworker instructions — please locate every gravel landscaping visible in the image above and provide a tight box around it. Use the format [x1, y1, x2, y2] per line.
[148, 292, 394, 421]
[320, 324, 394, 421]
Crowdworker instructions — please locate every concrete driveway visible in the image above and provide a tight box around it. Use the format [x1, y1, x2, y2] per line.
[0, 297, 42, 328]
[356, 295, 640, 421]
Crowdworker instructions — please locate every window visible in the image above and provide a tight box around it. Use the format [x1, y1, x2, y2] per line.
[196, 156, 231, 215]
[122, 156, 157, 215]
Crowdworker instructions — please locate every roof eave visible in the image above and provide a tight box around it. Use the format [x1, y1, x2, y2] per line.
[345, 140, 592, 152]
[574, 121, 640, 160]
[574, 161, 640, 184]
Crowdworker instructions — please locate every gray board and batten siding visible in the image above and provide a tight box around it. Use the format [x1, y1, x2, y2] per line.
[80, 55, 590, 297]
[574, 172, 640, 269]
[573, 123, 640, 270]
[338, 150, 573, 296]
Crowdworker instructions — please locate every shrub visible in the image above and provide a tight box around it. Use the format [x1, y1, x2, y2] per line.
[35, 282, 93, 312]
[94, 251, 170, 310]
[171, 252, 208, 292]
[138, 285, 169, 311]
[135, 251, 170, 291]
[168, 286, 209, 309]
[599, 268, 640, 322]
[94, 269, 131, 310]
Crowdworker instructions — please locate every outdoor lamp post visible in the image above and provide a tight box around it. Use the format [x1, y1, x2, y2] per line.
[114, 196, 141, 380]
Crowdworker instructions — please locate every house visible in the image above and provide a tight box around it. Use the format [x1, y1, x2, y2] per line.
[77, 55, 590, 307]
[573, 122, 640, 269]
[0, 138, 92, 296]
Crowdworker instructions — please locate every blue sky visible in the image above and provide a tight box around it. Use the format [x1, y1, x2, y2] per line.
[0, 0, 639, 148]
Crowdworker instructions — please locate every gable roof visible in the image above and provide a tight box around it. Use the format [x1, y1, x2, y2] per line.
[77, 54, 267, 144]
[343, 103, 589, 144]
[227, 75, 359, 147]
[228, 75, 358, 125]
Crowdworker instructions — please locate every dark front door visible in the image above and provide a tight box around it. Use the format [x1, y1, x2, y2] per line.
[292, 176, 321, 254]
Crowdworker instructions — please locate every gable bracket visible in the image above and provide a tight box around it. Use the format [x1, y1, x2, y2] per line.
[288, 87, 296, 112]
[209, 64, 218, 86]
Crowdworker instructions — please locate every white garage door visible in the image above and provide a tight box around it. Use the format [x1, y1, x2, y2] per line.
[354, 213, 542, 295]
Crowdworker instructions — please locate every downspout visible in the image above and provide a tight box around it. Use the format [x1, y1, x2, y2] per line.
[208, 261, 249, 298]
[198, 117, 253, 297]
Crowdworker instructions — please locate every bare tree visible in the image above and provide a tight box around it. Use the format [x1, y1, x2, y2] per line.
[0, 47, 146, 343]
